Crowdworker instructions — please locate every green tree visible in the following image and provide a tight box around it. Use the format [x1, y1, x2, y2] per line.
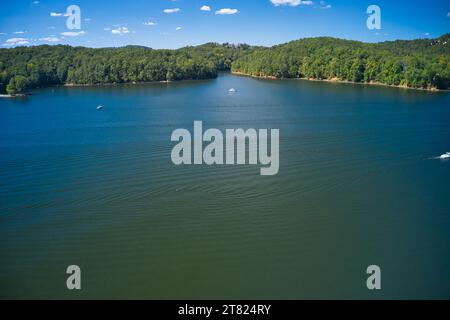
[6, 75, 28, 94]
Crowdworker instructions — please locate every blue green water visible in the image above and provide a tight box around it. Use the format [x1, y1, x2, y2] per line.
[0, 73, 449, 299]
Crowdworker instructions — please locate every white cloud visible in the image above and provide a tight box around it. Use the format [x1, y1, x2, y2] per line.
[163, 8, 180, 13]
[270, 0, 301, 6]
[447, 12, 450, 17]
[39, 36, 60, 42]
[50, 12, 63, 17]
[32, 1, 40, 4]
[14, 31, 27, 34]
[4, 38, 30, 46]
[176, 26, 182, 31]
[270, 0, 313, 6]
[143, 21, 157, 26]
[6, 38, 28, 43]
[201, 5, 211, 11]
[319, 1, 331, 9]
[60, 31, 85, 37]
[111, 27, 130, 35]
[215, 8, 239, 15]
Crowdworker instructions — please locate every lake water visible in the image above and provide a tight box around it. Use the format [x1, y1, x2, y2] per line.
[0, 73, 449, 299]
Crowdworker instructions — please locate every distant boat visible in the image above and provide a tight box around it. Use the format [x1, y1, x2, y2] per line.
[97, 105, 103, 110]
[439, 152, 450, 160]
[228, 88, 237, 93]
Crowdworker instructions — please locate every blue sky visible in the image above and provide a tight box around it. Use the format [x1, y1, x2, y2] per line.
[0, 0, 449, 48]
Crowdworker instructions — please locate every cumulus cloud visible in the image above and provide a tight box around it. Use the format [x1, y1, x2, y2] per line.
[270, 0, 301, 6]
[60, 31, 85, 37]
[163, 8, 180, 14]
[111, 27, 130, 35]
[215, 8, 239, 15]
[319, 1, 331, 9]
[201, 5, 211, 11]
[39, 36, 60, 42]
[270, 0, 313, 6]
[4, 38, 30, 46]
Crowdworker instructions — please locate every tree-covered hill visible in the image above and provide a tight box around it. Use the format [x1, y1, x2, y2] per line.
[1, 35, 449, 94]
[0, 43, 252, 94]
[231, 34, 450, 90]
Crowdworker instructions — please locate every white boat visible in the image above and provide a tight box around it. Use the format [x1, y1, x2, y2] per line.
[228, 88, 237, 93]
[439, 152, 450, 160]
[96, 105, 103, 110]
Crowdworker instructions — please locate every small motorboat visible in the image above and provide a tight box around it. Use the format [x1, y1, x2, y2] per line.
[96, 105, 103, 110]
[228, 88, 237, 93]
[439, 152, 450, 160]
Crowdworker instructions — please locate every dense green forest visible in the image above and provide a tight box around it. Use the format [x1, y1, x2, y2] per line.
[232, 35, 450, 90]
[0, 35, 449, 94]
[0, 43, 252, 94]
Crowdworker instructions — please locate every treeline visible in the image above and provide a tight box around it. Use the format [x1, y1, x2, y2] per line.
[1, 35, 449, 94]
[231, 35, 450, 90]
[0, 43, 252, 94]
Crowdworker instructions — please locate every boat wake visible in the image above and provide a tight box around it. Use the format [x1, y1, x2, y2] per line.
[431, 152, 450, 160]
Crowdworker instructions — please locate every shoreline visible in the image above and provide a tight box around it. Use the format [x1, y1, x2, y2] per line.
[62, 76, 218, 88]
[2, 72, 448, 95]
[1, 77, 218, 95]
[0, 94, 26, 98]
[63, 80, 172, 87]
[231, 71, 447, 92]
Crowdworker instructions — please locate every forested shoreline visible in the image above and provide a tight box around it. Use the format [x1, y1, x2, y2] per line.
[0, 43, 252, 95]
[232, 35, 450, 91]
[0, 35, 449, 95]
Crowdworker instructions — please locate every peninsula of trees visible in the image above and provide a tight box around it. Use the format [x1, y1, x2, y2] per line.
[231, 35, 449, 90]
[0, 43, 252, 95]
[0, 34, 449, 95]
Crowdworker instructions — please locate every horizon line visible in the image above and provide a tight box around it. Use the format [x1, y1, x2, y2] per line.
[2, 33, 449, 51]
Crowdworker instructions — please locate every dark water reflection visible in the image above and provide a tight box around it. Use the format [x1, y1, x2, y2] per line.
[0, 74, 449, 299]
